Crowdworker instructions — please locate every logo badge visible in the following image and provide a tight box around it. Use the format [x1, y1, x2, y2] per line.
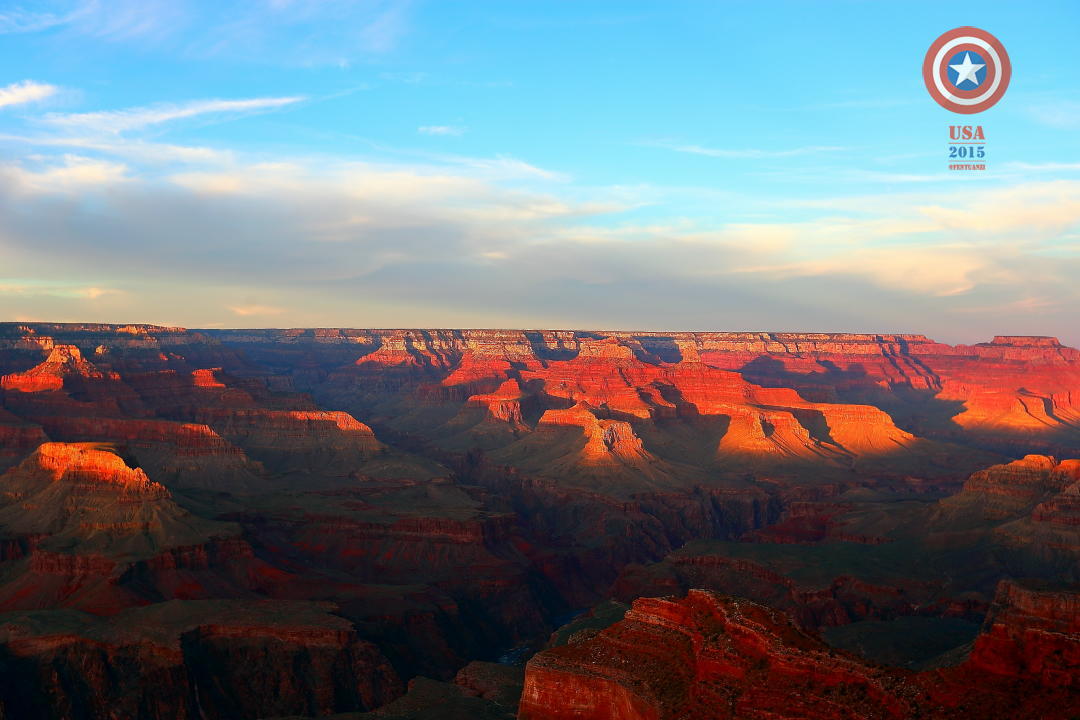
[923, 27, 1011, 114]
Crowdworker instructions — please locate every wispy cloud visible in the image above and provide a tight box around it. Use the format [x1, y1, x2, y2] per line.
[1, 136, 1077, 342]
[0, 279, 121, 299]
[732, 245, 990, 298]
[0, 79, 1076, 341]
[418, 125, 466, 136]
[1029, 101, 1080, 130]
[1004, 161, 1080, 172]
[189, 0, 413, 66]
[802, 98, 912, 111]
[649, 140, 846, 159]
[357, 1, 411, 53]
[229, 304, 285, 316]
[836, 169, 952, 184]
[0, 1, 186, 42]
[17, 135, 229, 164]
[0, 4, 87, 34]
[953, 296, 1061, 314]
[4, 154, 128, 192]
[381, 71, 427, 84]
[0, 80, 58, 108]
[430, 152, 569, 182]
[1, 1, 410, 61]
[43, 96, 305, 134]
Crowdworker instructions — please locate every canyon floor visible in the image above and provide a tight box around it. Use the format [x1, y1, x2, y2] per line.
[0, 323, 1077, 719]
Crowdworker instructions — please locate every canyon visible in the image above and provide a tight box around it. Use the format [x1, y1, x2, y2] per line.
[0, 323, 1077, 718]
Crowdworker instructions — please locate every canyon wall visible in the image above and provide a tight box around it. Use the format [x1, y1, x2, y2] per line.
[0, 323, 1076, 718]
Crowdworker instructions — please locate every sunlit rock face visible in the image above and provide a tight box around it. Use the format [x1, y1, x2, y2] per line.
[520, 584, 1080, 720]
[0, 323, 1077, 718]
[521, 589, 914, 720]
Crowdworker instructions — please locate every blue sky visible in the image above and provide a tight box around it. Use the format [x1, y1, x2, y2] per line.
[0, 0, 1078, 344]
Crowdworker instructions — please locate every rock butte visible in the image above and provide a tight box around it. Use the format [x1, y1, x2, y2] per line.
[0, 323, 1076, 718]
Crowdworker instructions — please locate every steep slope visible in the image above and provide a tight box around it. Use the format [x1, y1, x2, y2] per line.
[932, 455, 1080, 581]
[0, 599, 400, 719]
[520, 590, 915, 720]
[0, 323, 1076, 718]
[0, 443, 251, 612]
[1, 344, 104, 393]
[0, 408, 47, 471]
[521, 584, 1080, 720]
[0, 442, 232, 557]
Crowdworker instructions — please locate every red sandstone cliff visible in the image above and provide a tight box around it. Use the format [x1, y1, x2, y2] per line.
[0, 599, 401, 718]
[520, 590, 914, 720]
[521, 584, 1080, 720]
[0, 323, 1077, 719]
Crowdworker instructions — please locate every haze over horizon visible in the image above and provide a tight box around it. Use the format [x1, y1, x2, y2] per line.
[1, 1, 1079, 344]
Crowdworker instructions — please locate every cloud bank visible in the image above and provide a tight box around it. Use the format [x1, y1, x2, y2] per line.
[0, 78, 1077, 345]
[1, 137, 1078, 343]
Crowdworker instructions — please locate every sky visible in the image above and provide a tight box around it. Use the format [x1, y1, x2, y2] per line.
[0, 0, 1079, 344]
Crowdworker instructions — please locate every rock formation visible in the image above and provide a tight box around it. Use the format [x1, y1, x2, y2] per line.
[0, 600, 400, 719]
[521, 585, 1080, 720]
[0, 323, 1076, 718]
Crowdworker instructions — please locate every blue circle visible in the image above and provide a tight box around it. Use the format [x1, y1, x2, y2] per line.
[947, 49, 987, 89]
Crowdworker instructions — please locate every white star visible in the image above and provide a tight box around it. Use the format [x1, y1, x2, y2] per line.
[949, 52, 985, 88]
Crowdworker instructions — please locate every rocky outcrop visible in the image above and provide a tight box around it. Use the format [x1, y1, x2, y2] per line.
[521, 585, 1080, 720]
[931, 455, 1080, 581]
[0, 600, 401, 719]
[30, 415, 263, 490]
[538, 403, 653, 466]
[957, 455, 1075, 513]
[0, 443, 243, 611]
[453, 660, 524, 708]
[0, 409, 47, 470]
[351, 675, 515, 719]
[195, 408, 384, 472]
[520, 590, 914, 720]
[465, 378, 528, 427]
[0, 345, 105, 393]
[612, 549, 977, 632]
[1032, 464, 1080, 526]
[964, 580, 1080, 686]
[0, 323, 1077, 718]
[236, 494, 549, 670]
[914, 580, 1080, 718]
[4, 441, 169, 500]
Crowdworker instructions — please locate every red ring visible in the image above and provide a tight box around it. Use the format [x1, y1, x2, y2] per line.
[922, 27, 1011, 114]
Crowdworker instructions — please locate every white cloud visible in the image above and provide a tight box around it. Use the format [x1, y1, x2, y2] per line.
[0, 133, 231, 165]
[0, 2, 409, 66]
[0, 104, 1077, 343]
[0, 80, 58, 108]
[734, 246, 989, 297]
[4, 154, 128, 192]
[43, 96, 305, 134]
[439, 153, 568, 181]
[357, 1, 410, 53]
[916, 181, 1080, 236]
[1029, 101, 1080, 130]
[229, 304, 285, 316]
[419, 125, 466, 136]
[650, 140, 847, 159]
[188, 1, 414, 66]
[0, 4, 86, 34]
[1005, 161, 1080, 172]
[0, 280, 121, 299]
[0, 1, 187, 41]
